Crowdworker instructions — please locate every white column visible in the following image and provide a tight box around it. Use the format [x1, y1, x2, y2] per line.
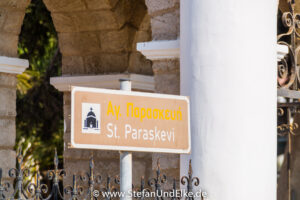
[180, 1, 277, 200]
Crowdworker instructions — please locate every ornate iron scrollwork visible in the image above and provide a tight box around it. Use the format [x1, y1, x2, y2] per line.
[0, 149, 208, 200]
[278, 0, 300, 89]
[0, 169, 9, 200]
[148, 159, 167, 200]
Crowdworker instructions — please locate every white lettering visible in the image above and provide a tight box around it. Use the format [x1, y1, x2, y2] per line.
[125, 124, 131, 139]
[106, 123, 114, 138]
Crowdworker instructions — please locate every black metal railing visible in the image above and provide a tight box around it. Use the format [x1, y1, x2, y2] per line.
[0, 148, 207, 200]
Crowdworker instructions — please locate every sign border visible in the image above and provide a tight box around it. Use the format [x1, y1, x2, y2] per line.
[71, 86, 191, 154]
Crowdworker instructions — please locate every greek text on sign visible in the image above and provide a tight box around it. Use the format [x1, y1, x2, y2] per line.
[71, 87, 190, 154]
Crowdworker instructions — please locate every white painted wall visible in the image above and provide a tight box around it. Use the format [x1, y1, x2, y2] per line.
[180, 0, 277, 199]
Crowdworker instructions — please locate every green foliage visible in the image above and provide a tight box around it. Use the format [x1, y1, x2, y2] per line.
[17, 0, 63, 171]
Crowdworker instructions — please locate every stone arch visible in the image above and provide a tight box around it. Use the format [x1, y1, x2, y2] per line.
[0, 0, 31, 57]
[0, 0, 153, 75]
[129, 13, 152, 74]
[0, 0, 155, 184]
[42, 0, 153, 75]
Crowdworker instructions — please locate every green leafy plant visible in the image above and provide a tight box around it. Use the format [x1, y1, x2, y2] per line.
[16, 0, 63, 172]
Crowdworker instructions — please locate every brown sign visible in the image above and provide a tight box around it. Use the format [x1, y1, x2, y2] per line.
[71, 87, 190, 154]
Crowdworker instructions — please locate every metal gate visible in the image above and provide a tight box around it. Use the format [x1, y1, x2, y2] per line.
[0, 148, 207, 200]
[277, 0, 300, 199]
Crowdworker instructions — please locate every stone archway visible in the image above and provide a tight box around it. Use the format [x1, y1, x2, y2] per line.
[0, 1, 31, 57]
[0, 0, 155, 183]
[43, 0, 153, 75]
[0, 0, 153, 74]
[0, 0, 31, 180]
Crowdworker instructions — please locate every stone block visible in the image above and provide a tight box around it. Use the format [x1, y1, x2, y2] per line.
[83, 53, 129, 74]
[128, 52, 153, 75]
[59, 32, 100, 56]
[0, 8, 6, 29]
[133, 152, 152, 159]
[132, 153, 153, 185]
[154, 73, 179, 95]
[0, 32, 18, 57]
[85, 0, 118, 10]
[109, 0, 119, 8]
[129, 1, 147, 28]
[62, 56, 85, 75]
[151, 153, 180, 190]
[100, 26, 135, 52]
[161, 168, 180, 190]
[138, 14, 151, 31]
[0, 87, 16, 117]
[52, 13, 77, 33]
[113, 0, 133, 28]
[152, 59, 179, 74]
[43, 0, 86, 12]
[151, 9, 179, 40]
[145, 0, 179, 15]
[64, 149, 91, 160]
[0, 0, 30, 9]
[64, 148, 120, 160]
[132, 160, 149, 185]
[3, 11, 25, 34]
[0, 118, 15, 148]
[0, 73, 16, 87]
[152, 153, 179, 170]
[72, 11, 118, 31]
[132, 31, 151, 49]
[0, 150, 16, 178]
[99, 53, 129, 73]
[83, 55, 103, 74]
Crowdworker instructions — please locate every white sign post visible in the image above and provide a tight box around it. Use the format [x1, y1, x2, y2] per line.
[119, 79, 132, 200]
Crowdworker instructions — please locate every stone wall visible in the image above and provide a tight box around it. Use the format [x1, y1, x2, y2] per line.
[146, 0, 179, 41]
[42, 0, 153, 75]
[0, 0, 30, 57]
[145, 0, 180, 95]
[0, 73, 17, 179]
[145, 0, 181, 186]
[0, 1, 30, 179]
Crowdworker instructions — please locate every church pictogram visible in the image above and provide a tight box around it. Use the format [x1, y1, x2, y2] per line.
[82, 103, 101, 134]
[84, 107, 98, 128]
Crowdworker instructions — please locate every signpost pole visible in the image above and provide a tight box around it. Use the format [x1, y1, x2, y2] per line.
[119, 79, 132, 200]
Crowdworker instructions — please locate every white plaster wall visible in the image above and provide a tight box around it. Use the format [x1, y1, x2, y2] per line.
[180, 0, 277, 199]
